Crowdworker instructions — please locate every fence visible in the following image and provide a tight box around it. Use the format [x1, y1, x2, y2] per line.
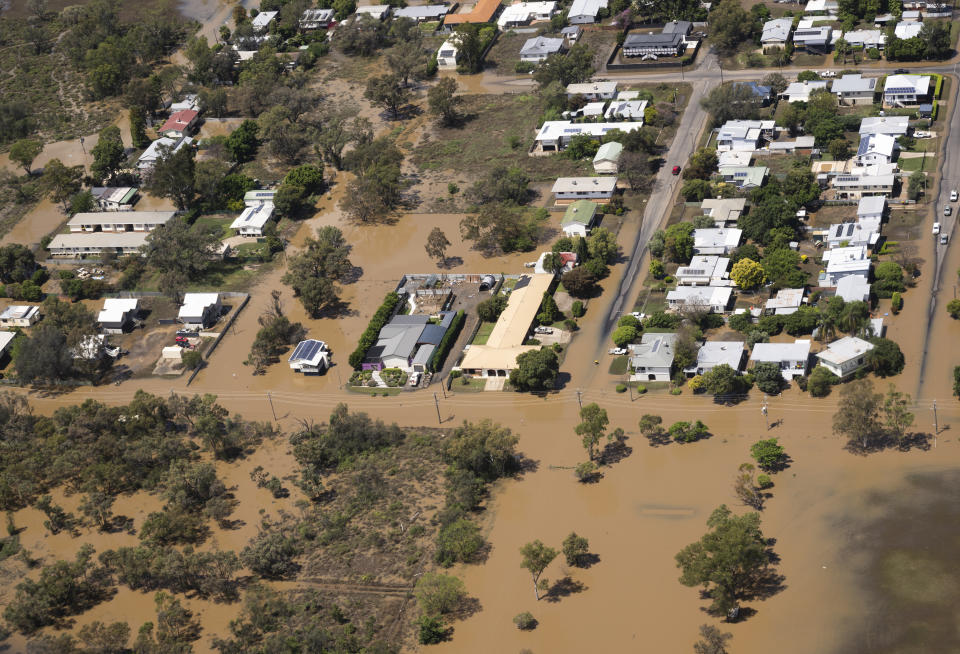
[605, 38, 701, 72]
[185, 292, 250, 386]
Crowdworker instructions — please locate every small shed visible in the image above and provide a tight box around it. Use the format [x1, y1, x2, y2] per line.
[593, 142, 623, 174]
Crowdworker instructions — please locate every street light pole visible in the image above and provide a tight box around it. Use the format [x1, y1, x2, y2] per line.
[434, 393, 442, 425]
[762, 395, 769, 430]
[576, 389, 583, 410]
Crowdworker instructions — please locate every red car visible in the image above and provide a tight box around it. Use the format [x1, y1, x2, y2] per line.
[672, 165, 681, 175]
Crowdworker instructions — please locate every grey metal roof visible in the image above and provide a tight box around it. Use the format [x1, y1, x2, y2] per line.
[419, 324, 447, 345]
[623, 32, 684, 47]
[661, 20, 691, 34]
[412, 343, 436, 366]
[520, 36, 564, 56]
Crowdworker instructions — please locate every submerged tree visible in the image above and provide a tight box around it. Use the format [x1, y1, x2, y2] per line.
[520, 540, 558, 600]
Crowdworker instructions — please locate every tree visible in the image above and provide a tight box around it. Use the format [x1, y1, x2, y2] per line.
[435, 518, 484, 566]
[144, 144, 195, 210]
[612, 325, 637, 347]
[701, 364, 740, 396]
[761, 249, 807, 288]
[467, 165, 530, 206]
[364, 74, 411, 120]
[143, 217, 221, 302]
[807, 365, 835, 397]
[520, 540, 558, 600]
[561, 266, 598, 298]
[907, 170, 926, 201]
[425, 227, 451, 266]
[675, 505, 771, 615]
[561, 532, 590, 567]
[91, 126, 126, 184]
[730, 258, 765, 290]
[694, 624, 733, 654]
[14, 325, 81, 384]
[734, 462, 763, 510]
[510, 347, 559, 391]
[761, 73, 788, 95]
[708, 0, 752, 54]
[43, 159, 83, 209]
[428, 77, 462, 126]
[537, 291, 561, 325]
[750, 438, 786, 471]
[78, 492, 115, 531]
[947, 299, 960, 319]
[281, 226, 353, 317]
[0, 244, 36, 283]
[828, 138, 852, 161]
[866, 337, 905, 377]
[226, 120, 259, 163]
[882, 384, 914, 444]
[575, 403, 608, 461]
[752, 362, 784, 394]
[921, 20, 951, 59]
[477, 294, 508, 322]
[684, 148, 719, 180]
[533, 43, 593, 87]
[9, 139, 42, 174]
[414, 573, 466, 616]
[78, 621, 130, 653]
[669, 420, 710, 443]
[386, 39, 429, 86]
[700, 83, 760, 126]
[588, 227, 618, 265]
[832, 378, 882, 449]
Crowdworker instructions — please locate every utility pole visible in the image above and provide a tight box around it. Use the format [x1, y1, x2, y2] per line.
[267, 391, 277, 422]
[679, 59, 684, 81]
[79, 136, 86, 155]
[433, 393, 441, 425]
[762, 395, 769, 430]
[441, 379, 446, 399]
[933, 399, 938, 445]
[718, 60, 724, 85]
[628, 380, 633, 402]
[576, 389, 583, 410]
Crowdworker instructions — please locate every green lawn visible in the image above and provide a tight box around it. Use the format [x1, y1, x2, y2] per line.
[898, 155, 936, 172]
[347, 386, 403, 396]
[471, 322, 495, 345]
[450, 376, 487, 392]
[608, 355, 629, 375]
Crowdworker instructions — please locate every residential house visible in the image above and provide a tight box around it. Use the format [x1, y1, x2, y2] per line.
[592, 142, 623, 173]
[883, 74, 931, 105]
[628, 332, 677, 381]
[782, 80, 829, 103]
[520, 36, 565, 62]
[393, 4, 448, 21]
[826, 221, 879, 249]
[364, 312, 455, 372]
[816, 335, 874, 378]
[567, 0, 608, 23]
[354, 5, 391, 20]
[301, 8, 335, 29]
[534, 251, 577, 275]
[497, 1, 556, 28]
[288, 339, 331, 374]
[750, 340, 812, 380]
[831, 74, 877, 105]
[835, 273, 871, 302]
[792, 25, 833, 51]
[551, 177, 617, 204]
[560, 200, 599, 236]
[666, 285, 733, 313]
[0, 305, 39, 328]
[458, 274, 554, 377]
[675, 256, 731, 286]
[685, 340, 746, 376]
[0, 332, 16, 361]
[718, 166, 768, 189]
[821, 245, 871, 286]
[700, 198, 746, 227]
[901, 9, 921, 20]
[170, 94, 199, 113]
[843, 29, 886, 49]
[768, 136, 816, 154]
[178, 293, 222, 329]
[578, 101, 606, 118]
[764, 288, 805, 315]
[443, 0, 502, 26]
[137, 136, 193, 171]
[662, 20, 692, 36]
[437, 35, 461, 69]
[857, 195, 886, 223]
[47, 232, 150, 257]
[894, 20, 923, 39]
[856, 133, 897, 165]
[251, 10, 278, 31]
[230, 202, 275, 237]
[761, 18, 793, 47]
[98, 298, 139, 334]
[718, 150, 752, 167]
[67, 211, 175, 233]
[622, 31, 685, 58]
[566, 81, 618, 100]
[560, 25, 583, 43]
[831, 170, 895, 199]
[804, 0, 838, 13]
[734, 81, 774, 106]
[158, 110, 199, 139]
[90, 187, 138, 211]
[693, 228, 742, 255]
[859, 115, 910, 136]
[716, 120, 775, 151]
[603, 99, 648, 120]
[917, 103, 934, 118]
[534, 120, 642, 151]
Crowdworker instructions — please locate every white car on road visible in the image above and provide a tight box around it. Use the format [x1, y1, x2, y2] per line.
[952, 190, 958, 202]
[933, 222, 941, 235]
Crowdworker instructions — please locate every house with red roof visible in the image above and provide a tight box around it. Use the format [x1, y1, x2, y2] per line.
[158, 109, 200, 139]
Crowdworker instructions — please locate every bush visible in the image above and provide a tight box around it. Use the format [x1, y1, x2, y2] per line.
[418, 615, 446, 644]
[807, 366, 836, 397]
[574, 460, 598, 482]
[670, 387, 682, 395]
[514, 612, 536, 630]
[429, 311, 465, 372]
[668, 420, 709, 443]
[728, 312, 752, 332]
[687, 375, 705, 392]
[750, 438, 786, 471]
[890, 292, 902, 314]
[757, 473, 773, 489]
[615, 383, 627, 393]
[612, 325, 638, 347]
[635, 384, 647, 394]
[348, 292, 400, 369]
[571, 300, 585, 318]
[515, 61, 535, 73]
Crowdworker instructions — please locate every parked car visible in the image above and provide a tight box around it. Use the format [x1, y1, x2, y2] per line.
[408, 372, 421, 387]
[894, 68, 910, 74]
[672, 165, 681, 175]
[534, 326, 553, 334]
[945, 205, 953, 216]
[821, 70, 836, 78]
[951, 190, 958, 202]
[933, 222, 941, 234]
[609, 347, 627, 355]
[941, 234, 949, 245]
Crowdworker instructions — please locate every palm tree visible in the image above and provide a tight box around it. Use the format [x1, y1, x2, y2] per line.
[816, 310, 837, 342]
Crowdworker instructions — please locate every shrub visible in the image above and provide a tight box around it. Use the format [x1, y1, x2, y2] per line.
[612, 325, 638, 347]
[670, 387, 682, 395]
[574, 460, 598, 482]
[668, 420, 708, 442]
[635, 384, 647, 394]
[807, 366, 836, 397]
[890, 292, 902, 314]
[728, 312, 752, 332]
[750, 438, 786, 471]
[757, 473, 773, 489]
[571, 300, 585, 318]
[429, 310, 465, 372]
[687, 375, 705, 392]
[514, 612, 536, 630]
[615, 383, 627, 393]
[418, 615, 446, 644]
[348, 293, 400, 369]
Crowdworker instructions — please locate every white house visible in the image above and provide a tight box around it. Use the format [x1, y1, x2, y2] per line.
[567, 0, 608, 23]
[437, 35, 461, 69]
[354, 5, 391, 20]
[666, 285, 733, 313]
[894, 21, 923, 39]
[137, 136, 193, 171]
[859, 115, 910, 136]
[592, 142, 623, 174]
[816, 336, 874, 378]
[857, 195, 886, 223]
[761, 18, 792, 47]
[883, 74, 931, 105]
[675, 256, 730, 286]
[622, 31, 686, 57]
[0, 332, 16, 360]
[603, 100, 647, 121]
[831, 74, 877, 105]
[856, 133, 897, 165]
[843, 29, 886, 49]
[301, 8, 335, 29]
[782, 80, 829, 103]
[519, 36, 565, 62]
[91, 187, 138, 211]
[0, 305, 39, 328]
[551, 177, 617, 204]
[98, 298, 139, 334]
[764, 288, 805, 315]
[230, 202, 275, 237]
[68, 211, 174, 234]
[832, 171, 896, 199]
[48, 232, 150, 257]
[750, 340, 812, 380]
[716, 120, 775, 152]
[629, 332, 677, 381]
[535, 121, 642, 151]
[170, 94, 200, 113]
[252, 10, 278, 32]
[804, 0, 838, 13]
[178, 293, 222, 329]
[700, 198, 746, 227]
[566, 81, 618, 100]
[821, 245, 871, 286]
[560, 200, 598, 236]
[792, 25, 834, 50]
[393, 4, 448, 21]
[288, 339, 330, 374]
[826, 221, 878, 249]
[686, 340, 746, 376]
[497, 1, 556, 28]
[718, 166, 768, 189]
[694, 228, 742, 255]
[835, 273, 871, 303]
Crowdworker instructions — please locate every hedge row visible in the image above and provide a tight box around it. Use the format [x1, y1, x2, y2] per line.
[429, 310, 465, 373]
[348, 292, 401, 370]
